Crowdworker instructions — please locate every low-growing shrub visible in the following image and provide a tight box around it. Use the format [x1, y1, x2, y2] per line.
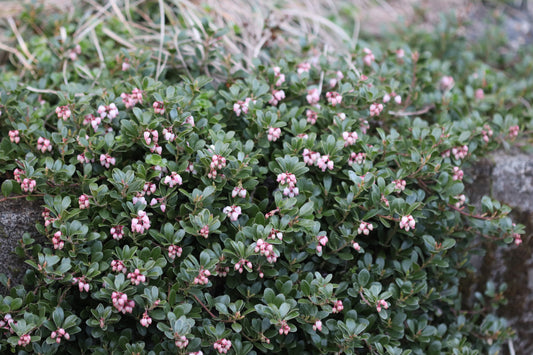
[0, 4, 528, 355]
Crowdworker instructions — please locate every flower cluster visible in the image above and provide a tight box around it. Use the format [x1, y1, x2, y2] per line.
[277, 171, 299, 197]
[313, 320, 323, 332]
[168, 245, 183, 259]
[121, 88, 143, 108]
[307, 88, 320, 105]
[234, 258, 252, 273]
[152, 101, 165, 114]
[131, 210, 151, 234]
[272, 66, 285, 86]
[317, 154, 334, 172]
[213, 338, 232, 354]
[268, 228, 283, 241]
[198, 225, 209, 239]
[255, 239, 277, 263]
[233, 97, 252, 116]
[52, 231, 64, 250]
[383, 92, 402, 104]
[20, 178, 36, 193]
[193, 268, 211, 285]
[18, 334, 31, 347]
[342, 131, 358, 147]
[208, 154, 227, 179]
[37, 137, 52, 153]
[55, 105, 71, 120]
[127, 268, 146, 285]
[369, 103, 384, 116]
[303, 149, 320, 166]
[269, 89, 285, 106]
[140, 311, 152, 327]
[111, 260, 126, 273]
[331, 300, 344, 313]
[278, 320, 290, 335]
[326, 91, 342, 106]
[99, 153, 116, 168]
[9, 130, 20, 143]
[111, 291, 135, 314]
[144, 129, 159, 146]
[267, 126, 281, 142]
[399, 215, 416, 231]
[452, 167, 464, 181]
[393, 179, 406, 192]
[231, 186, 247, 198]
[72, 276, 90, 292]
[223, 205, 242, 221]
[376, 299, 389, 312]
[316, 234, 328, 253]
[174, 334, 189, 349]
[451, 145, 469, 160]
[97, 103, 119, 120]
[348, 152, 366, 166]
[163, 172, 183, 187]
[78, 194, 90, 209]
[509, 125, 520, 138]
[306, 109, 318, 124]
[363, 47, 375, 66]
[110, 225, 124, 240]
[357, 221, 373, 235]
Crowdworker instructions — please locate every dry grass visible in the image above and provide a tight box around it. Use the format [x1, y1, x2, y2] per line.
[0, 0, 471, 81]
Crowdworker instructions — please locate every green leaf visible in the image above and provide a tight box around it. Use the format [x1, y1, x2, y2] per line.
[358, 269, 370, 287]
[52, 307, 64, 327]
[1, 180, 13, 197]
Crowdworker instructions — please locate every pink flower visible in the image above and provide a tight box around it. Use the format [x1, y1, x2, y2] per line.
[269, 89, 285, 106]
[363, 47, 375, 66]
[352, 241, 361, 251]
[297, 62, 311, 75]
[306, 88, 320, 105]
[78, 194, 90, 209]
[168, 245, 183, 259]
[393, 179, 406, 192]
[111, 291, 135, 313]
[198, 225, 210, 239]
[127, 268, 146, 285]
[223, 205, 242, 221]
[72, 276, 90, 292]
[357, 221, 373, 235]
[268, 228, 283, 241]
[306, 109, 318, 124]
[193, 267, 211, 285]
[255, 239, 278, 263]
[376, 299, 389, 312]
[399, 215, 416, 231]
[475, 88, 484, 100]
[18, 334, 31, 347]
[111, 260, 126, 273]
[233, 98, 252, 116]
[121, 88, 143, 108]
[348, 152, 365, 166]
[509, 125, 520, 139]
[326, 91, 342, 106]
[153, 101, 165, 114]
[234, 258, 252, 273]
[369, 103, 384, 116]
[37, 137, 52, 153]
[162, 127, 175, 141]
[174, 334, 189, 349]
[20, 178, 36, 193]
[303, 149, 320, 166]
[131, 210, 151, 234]
[99, 153, 116, 168]
[8, 130, 20, 143]
[451, 145, 468, 160]
[184, 115, 195, 126]
[452, 167, 464, 181]
[278, 320, 290, 335]
[454, 194, 466, 208]
[313, 320, 322, 331]
[122, 60, 130, 71]
[110, 225, 124, 240]
[55, 105, 71, 120]
[317, 154, 334, 171]
[232, 186, 247, 198]
[267, 127, 281, 142]
[273, 66, 285, 87]
[163, 172, 183, 187]
[52, 231, 64, 250]
[332, 300, 344, 313]
[214, 338, 232, 354]
[140, 311, 152, 327]
[440, 76, 455, 91]
[97, 103, 119, 119]
[342, 131, 358, 147]
[396, 48, 405, 58]
[51, 327, 70, 343]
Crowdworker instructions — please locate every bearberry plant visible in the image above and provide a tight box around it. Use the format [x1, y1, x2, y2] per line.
[0, 3, 529, 355]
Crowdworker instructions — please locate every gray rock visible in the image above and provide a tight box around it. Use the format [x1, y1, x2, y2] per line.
[0, 198, 43, 295]
[466, 149, 533, 355]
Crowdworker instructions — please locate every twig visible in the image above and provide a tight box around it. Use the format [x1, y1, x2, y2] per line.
[388, 104, 435, 116]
